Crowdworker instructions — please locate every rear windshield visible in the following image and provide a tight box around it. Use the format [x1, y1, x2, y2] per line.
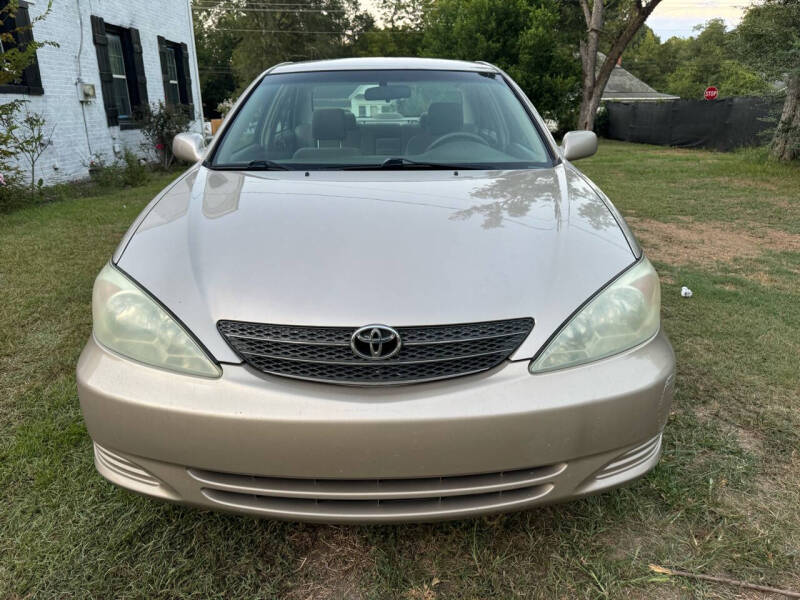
[209, 69, 553, 170]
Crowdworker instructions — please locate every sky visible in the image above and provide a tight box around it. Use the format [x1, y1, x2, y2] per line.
[360, 0, 752, 40]
[647, 0, 751, 39]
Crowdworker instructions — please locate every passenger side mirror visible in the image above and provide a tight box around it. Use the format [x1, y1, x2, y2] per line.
[561, 130, 598, 161]
[173, 132, 206, 164]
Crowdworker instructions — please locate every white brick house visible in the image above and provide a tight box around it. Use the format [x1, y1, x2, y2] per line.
[1, 0, 203, 183]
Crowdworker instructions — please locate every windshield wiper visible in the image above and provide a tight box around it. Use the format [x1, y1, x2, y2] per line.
[342, 157, 483, 170]
[208, 160, 293, 171]
[383, 157, 486, 170]
[246, 160, 292, 171]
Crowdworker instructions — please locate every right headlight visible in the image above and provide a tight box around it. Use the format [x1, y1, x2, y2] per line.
[92, 263, 221, 378]
[529, 258, 660, 373]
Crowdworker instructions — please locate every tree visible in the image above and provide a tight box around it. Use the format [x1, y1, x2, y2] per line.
[577, 0, 664, 131]
[422, 0, 582, 129]
[1, 107, 55, 196]
[619, 26, 670, 91]
[658, 20, 769, 99]
[736, 0, 800, 161]
[228, 0, 369, 89]
[350, 0, 426, 58]
[0, 1, 53, 193]
[0, 1, 50, 87]
[193, 2, 242, 117]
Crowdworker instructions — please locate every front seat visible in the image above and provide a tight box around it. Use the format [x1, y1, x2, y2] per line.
[406, 102, 464, 155]
[293, 109, 359, 159]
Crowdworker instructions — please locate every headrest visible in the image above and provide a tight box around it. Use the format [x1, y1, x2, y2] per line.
[427, 102, 463, 136]
[312, 108, 347, 141]
[343, 111, 357, 130]
[419, 113, 428, 130]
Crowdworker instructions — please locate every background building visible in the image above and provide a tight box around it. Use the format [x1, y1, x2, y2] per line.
[0, 0, 203, 182]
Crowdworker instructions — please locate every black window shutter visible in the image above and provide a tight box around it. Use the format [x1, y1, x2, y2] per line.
[91, 15, 118, 126]
[128, 27, 148, 112]
[157, 36, 170, 102]
[179, 42, 194, 113]
[14, 3, 43, 94]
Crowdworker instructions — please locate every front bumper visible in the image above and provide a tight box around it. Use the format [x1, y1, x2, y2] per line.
[77, 331, 675, 523]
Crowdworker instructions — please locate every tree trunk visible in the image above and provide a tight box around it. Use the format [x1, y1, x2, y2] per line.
[577, 0, 664, 131]
[577, 0, 602, 130]
[771, 73, 800, 161]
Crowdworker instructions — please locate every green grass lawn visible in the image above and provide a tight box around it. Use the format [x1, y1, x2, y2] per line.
[1, 142, 798, 599]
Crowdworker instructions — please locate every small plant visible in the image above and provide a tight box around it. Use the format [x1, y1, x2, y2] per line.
[0, 165, 25, 212]
[120, 149, 150, 187]
[137, 101, 192, 170]
[0, 105, 55, 198]
[82, 149, 150, 188]
[0, 100, 24, 190]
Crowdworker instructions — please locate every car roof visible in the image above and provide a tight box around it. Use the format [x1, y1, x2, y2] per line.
[268, 57, 499, 75]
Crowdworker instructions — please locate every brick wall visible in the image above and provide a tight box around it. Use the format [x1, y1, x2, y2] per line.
[2, 0, 203, 183]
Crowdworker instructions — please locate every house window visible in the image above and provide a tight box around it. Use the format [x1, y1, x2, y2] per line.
[106, 32, 132, 118]
[0, 0, 44, 95]
[158, 37, 193, 110]
[91, 16, 148, 128]
[164, 46, 180, 106]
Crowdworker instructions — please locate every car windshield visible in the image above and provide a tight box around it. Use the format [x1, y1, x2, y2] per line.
[209, 69, 553, 170]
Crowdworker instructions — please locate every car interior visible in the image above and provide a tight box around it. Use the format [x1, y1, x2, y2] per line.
[212, 72, 552, 167]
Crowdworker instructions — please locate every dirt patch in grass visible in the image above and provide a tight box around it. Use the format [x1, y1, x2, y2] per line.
[628, 217, 800, 268]
[286, 527, 373, 600]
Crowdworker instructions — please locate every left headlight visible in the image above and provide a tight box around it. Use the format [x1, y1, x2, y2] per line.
[530, 258, 660, 373]
[92, 263, 221, 378]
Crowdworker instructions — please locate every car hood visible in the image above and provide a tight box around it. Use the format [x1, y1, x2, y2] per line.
[116, 165, 636, 363]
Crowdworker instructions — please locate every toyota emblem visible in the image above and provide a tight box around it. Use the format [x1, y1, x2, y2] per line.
[351, 325, 401, 360]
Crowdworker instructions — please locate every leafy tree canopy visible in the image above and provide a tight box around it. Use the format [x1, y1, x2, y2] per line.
[623, 19, 770, 99]
[421, 0, 582, 129]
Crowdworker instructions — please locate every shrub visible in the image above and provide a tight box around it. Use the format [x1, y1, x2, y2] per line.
[0, 167, 26, 213]
[121, 149, 150, 187]
[137, 101, 193, 170]
[86, 149, 150, 188]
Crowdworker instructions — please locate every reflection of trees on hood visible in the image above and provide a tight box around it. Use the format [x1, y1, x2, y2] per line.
[576, 198, 616, 231]
[450, 172, 559, 229]
[451, 170, 619, 232]
[567, 175, 617, 232]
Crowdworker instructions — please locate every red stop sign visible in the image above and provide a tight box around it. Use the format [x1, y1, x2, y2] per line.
[704, 87, 718, 100]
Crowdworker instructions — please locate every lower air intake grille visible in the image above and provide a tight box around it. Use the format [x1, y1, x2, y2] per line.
[217, 318, 534, 385]
[188, 462, 563, 521]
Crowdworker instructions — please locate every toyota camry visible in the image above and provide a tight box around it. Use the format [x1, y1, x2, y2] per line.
[77, 58, 675, 523]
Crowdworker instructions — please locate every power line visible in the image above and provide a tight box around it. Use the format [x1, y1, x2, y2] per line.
[193, 9, 346, 14]
[193, 1, 345, 6]
[210, 28, 349, 33]
[192, 2, 346, 12]
[210, 27, 417, 33]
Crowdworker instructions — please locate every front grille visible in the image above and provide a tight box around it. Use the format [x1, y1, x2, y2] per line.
[217, 318, 534, 385]
[188, 462, 563, 521]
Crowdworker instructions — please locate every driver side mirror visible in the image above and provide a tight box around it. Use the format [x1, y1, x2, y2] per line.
[173, 132, 206, 164]
[561, 131, 598, 161]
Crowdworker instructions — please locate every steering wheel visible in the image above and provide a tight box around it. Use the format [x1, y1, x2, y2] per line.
[426, 132, 489, 152]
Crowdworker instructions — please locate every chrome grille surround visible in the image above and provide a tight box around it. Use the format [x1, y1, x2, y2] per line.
[217, 318, 534, 385]
[188, 462, 564, 521]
